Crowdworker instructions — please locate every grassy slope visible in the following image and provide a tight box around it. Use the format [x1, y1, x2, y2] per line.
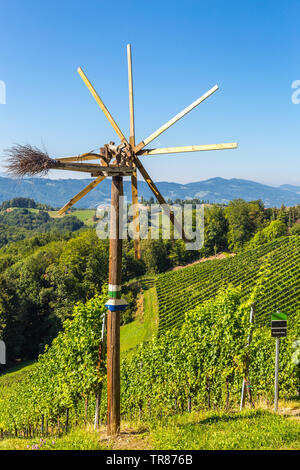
[121, 279, 158, 354]
[151, 408, 300, 450]
[9, 206, 96, 225]
[70, 209, 96, 226]
[0, 407, 299, 450]
[0, 361, 35, 389]
[49, 208, 96, 225]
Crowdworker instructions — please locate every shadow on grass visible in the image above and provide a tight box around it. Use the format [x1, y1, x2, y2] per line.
[125, 277, 156, 292]
[286, 395, 300, 403]
[140, 278, 155, 290]
[176, 409, 270, 429]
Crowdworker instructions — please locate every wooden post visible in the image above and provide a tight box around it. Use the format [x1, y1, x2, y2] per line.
[106, 175, 127, 436]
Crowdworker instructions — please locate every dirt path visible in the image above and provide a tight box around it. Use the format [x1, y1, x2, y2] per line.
[280, 407, 300, 421]
[99, 425, 152, 450]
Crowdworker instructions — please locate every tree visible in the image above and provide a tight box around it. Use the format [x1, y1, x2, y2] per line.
[248, 220, 287, 248]
[277, 204, 288, 224]
[225, 199, 265, 252]
[290, 223, 300, 236]
[141, 239, 170, 273]
[203, 205, 228, 255]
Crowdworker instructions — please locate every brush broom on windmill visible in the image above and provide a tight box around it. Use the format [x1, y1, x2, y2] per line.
[5, 44, 237, 435]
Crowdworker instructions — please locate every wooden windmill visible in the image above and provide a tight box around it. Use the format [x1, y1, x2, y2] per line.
[6, 44, 237, 435]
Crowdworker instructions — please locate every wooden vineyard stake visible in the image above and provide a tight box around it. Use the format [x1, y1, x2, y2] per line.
[5, 44, 237, 436]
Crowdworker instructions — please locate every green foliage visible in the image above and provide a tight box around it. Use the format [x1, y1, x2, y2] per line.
[120, 288, 300, 419]
[0, 292, 107, 434]
[141, 239, 171, 273]
[0, 197, 53, 210]
[0, 288, 299, 443]
[0, 208, 83, 235]
[290, 223, 300, 236]
[0, 230, 110, 362]
[225, 199, 265, 252]
[248, 220, 287, 248]
[292, 340, 300, 366]
[203, 205, 228, 255]
[0, 204, 84, 249]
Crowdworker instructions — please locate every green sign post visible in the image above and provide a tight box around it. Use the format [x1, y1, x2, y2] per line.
[271, 311, 287, 412]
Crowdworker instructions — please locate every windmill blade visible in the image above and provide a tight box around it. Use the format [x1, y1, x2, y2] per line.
[138, 142, 238, 156]
[78, 67, 129, 145]
[58, 175, 106, 216]
[134, 85, 218, 153]
[127, 43, 141, 259]
[133, 156, 190, 242]
[127, 44, 135, 148]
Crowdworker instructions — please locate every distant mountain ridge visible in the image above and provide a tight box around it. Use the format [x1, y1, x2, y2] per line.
[0, 176, 300, 208]
[279, 184, 300, 194]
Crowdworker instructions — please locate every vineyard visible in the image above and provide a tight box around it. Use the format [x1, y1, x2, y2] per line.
[0, 236, 300, 442]
[156, 236, 300, 333]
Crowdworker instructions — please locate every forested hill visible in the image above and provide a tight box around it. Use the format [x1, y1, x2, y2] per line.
[1, 175, 300, 207]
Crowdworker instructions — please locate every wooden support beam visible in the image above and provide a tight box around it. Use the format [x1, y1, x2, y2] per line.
[57, 175, 106, 215]
[78, 67, 129, 145]
[107, 176, 123, 436]
[137, 143, 238, 156]
[53, 161, 133, 176]
[134, 85, 218, 153]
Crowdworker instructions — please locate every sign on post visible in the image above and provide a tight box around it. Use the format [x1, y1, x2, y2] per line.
[271, 311, 287, 338]
[271, 311, 287, 412]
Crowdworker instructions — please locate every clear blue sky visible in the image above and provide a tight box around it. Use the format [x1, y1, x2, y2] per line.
[0, 0, 299, 186]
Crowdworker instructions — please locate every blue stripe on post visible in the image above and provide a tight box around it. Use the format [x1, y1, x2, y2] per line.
[105, 298, 128, 312]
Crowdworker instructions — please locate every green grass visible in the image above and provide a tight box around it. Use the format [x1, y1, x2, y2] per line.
[47, 210, 61, 218]
[0, 360, 34, 377]
[49, 209, 96, 225]
[151, 409, 300, 450]
[120, 282, 158, 354]
[5, 207, 97, 226]
[0, 361, 35, 387]
[0, 408, 298, 450]
[71, 209, 96, 226]
[0, 427, 109, 451]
